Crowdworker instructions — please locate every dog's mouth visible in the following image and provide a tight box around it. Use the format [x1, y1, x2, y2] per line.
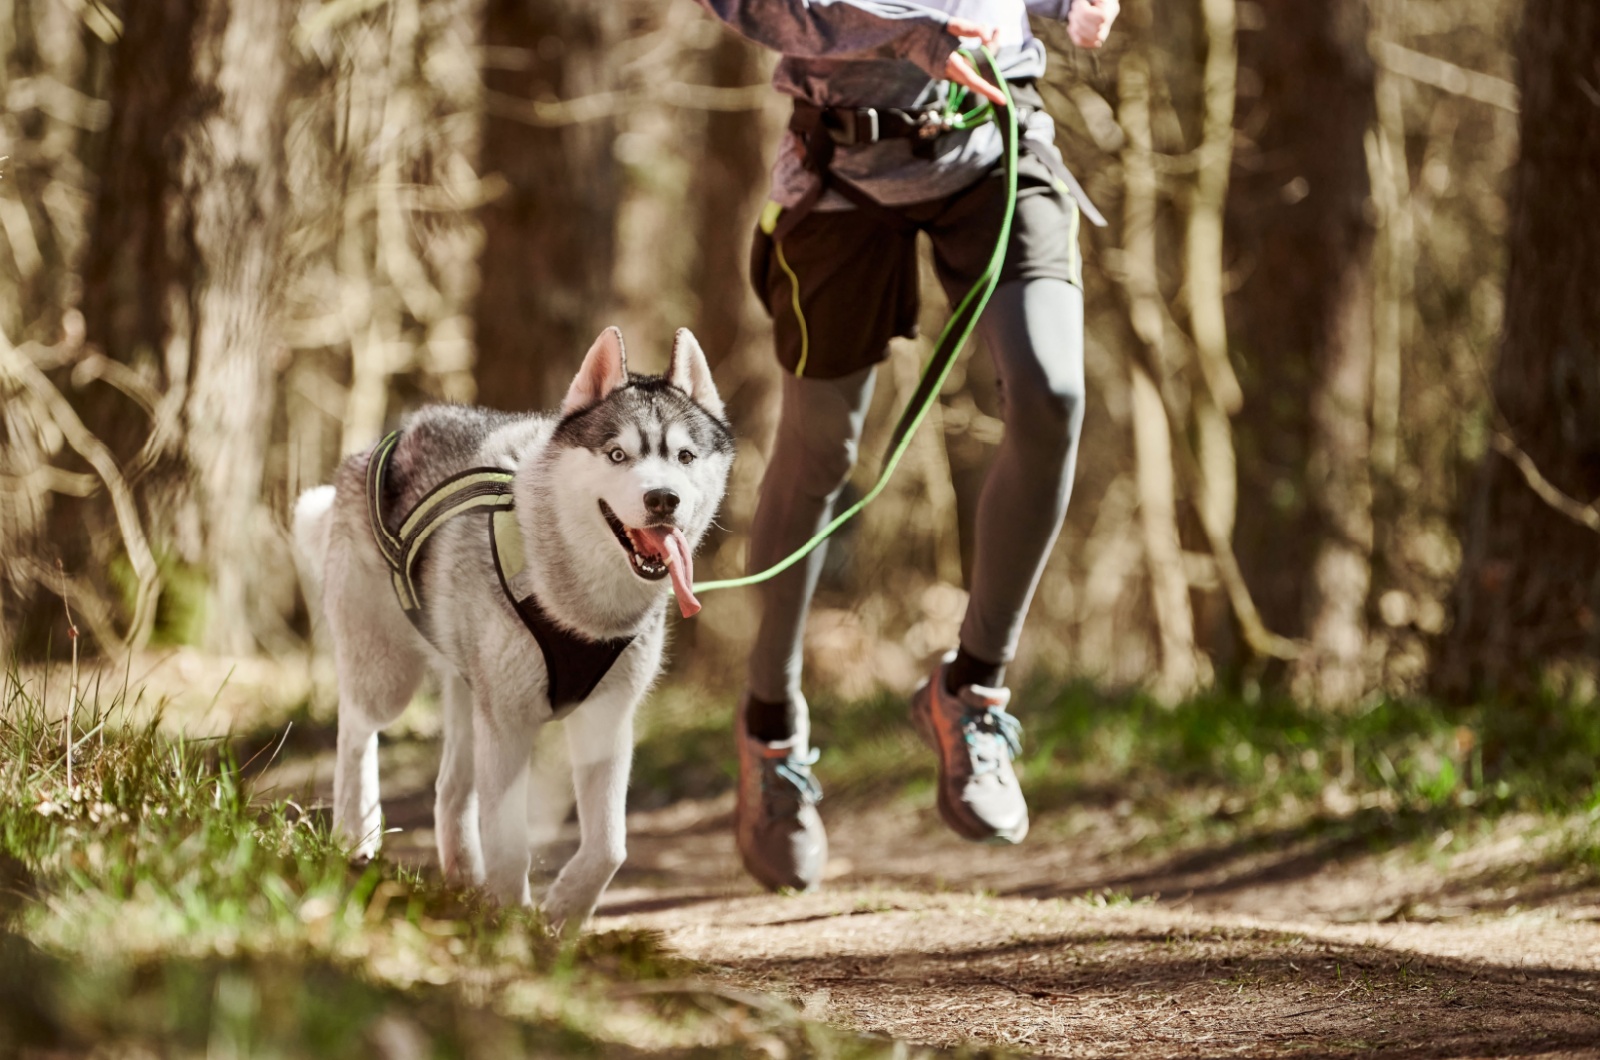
[599, 501, 700, 618]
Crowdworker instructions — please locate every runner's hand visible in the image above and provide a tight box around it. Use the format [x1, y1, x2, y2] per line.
[1067, 0, 1119, 49]
[942, 19, 1007, 106]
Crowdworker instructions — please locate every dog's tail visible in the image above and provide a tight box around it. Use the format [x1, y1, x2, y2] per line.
[292, 485, 337, 622]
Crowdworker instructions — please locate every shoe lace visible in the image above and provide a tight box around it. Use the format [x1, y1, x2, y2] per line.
[960, 707, 1023, 774]
[765, 746, 823, 805]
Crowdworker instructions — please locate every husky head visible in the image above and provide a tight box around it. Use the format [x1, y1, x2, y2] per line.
[545, 326, 733, 622]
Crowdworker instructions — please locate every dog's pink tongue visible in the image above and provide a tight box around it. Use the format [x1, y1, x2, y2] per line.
[638, 526, 700, 618]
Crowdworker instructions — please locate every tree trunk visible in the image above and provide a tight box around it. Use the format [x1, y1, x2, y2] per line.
[80, 0, 197, 406]
[1187, 0, 1245, 668]
[474, 0, 622, 411]
[182, 0, 293, 655]
[1117, 34, 1202, 700]
[1228, 0, 1377, 705]
[1300, 256, 1375, 705]
[690, 32, 768, 386]
[78, 0, 198, 494]
[9, 0, 196, 655]
[1438, 0, 1600, 696]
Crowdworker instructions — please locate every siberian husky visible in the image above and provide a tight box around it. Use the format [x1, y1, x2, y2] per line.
[292, 326, 732, 930]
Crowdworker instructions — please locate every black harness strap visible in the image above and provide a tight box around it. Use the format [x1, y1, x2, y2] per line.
[489, 511, 633, 715]
[366, 430, 634, 714]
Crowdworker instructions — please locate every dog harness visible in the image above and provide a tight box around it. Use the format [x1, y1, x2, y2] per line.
[365, 429, 633, 713]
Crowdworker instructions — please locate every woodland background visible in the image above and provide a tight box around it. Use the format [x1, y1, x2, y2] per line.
[1, 0, 1597, 713]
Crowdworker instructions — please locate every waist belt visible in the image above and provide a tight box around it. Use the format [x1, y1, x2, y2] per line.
[777, 82, 1105, 241]
[792, 99, 954, 149]
[366, 430, 633, 714]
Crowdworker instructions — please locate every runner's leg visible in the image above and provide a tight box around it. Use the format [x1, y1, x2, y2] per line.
[746, 364, 878, 732]
[957, 277, 1086, 675]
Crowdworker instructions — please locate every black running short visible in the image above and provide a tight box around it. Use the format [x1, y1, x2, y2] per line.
[749, 142, 1083, 380]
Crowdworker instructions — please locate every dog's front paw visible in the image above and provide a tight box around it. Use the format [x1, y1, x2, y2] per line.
[340, 831, 381, 866]
[543, 911, 585, 939]
[540, 886, 599, 937]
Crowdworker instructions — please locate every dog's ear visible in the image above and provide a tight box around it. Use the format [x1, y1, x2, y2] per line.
[666, 328, 724, 420]
[562, 327, 629, 415]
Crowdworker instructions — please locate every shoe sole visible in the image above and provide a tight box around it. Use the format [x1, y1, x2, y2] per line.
[935, 782, 1028, 844]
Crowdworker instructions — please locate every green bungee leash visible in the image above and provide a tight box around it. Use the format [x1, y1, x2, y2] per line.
[691, 46, 1021, 596]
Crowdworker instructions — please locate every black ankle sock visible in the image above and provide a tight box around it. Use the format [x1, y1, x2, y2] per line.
[945, 647, 1006, 695]
[745, 694, 800, 742]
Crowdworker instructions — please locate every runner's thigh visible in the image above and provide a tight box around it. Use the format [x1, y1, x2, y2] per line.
[926, 153, 1082, 304]
[751, 206, 920, 379]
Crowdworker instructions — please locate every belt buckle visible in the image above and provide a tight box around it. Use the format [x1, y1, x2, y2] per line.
[828, 107, 878, 146]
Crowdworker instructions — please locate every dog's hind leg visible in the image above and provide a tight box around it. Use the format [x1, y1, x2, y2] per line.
[434, 668, 484, 885]
[325, 536, 425, 862]
[474, 695, 539, 907]
[542, 692, 635, 933]
[331, 647, 422, 861]
[332, 709, 383, 862]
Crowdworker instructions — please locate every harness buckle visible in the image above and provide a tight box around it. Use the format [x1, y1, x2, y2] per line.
[826, 107, 878, 146]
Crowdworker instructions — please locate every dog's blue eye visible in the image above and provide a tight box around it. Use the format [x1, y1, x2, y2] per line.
[678, 449, 695, 465]
[608, 448, 627, 464]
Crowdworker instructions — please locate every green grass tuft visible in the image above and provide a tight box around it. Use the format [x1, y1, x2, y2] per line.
[0, 666, 942, 1058]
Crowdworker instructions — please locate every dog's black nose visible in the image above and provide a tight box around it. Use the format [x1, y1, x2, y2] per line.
[644, 488, 680, 519]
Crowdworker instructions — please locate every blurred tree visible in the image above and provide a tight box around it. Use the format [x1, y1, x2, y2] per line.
[474, 0, 623, 411]
[26, 0, 293, 656]
[690, 31, 768, 403]
[79, 0, 195, 409]
[62, 0, 198, 653]
[3, 0, 136, 653]
[1440, 0, 1600, 695]
[1115, 2, 1203, 699]
[181, 0, 294, 655]
[1228, 0, 1377, 704]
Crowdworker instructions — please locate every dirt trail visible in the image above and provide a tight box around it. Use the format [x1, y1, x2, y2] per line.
[595, 797, 1600, 1058]
[250, 728, 1600, 1059]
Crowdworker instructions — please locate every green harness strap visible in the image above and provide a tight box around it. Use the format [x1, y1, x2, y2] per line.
[366, 430, 517, 614]
[692, 47, 1021, 596]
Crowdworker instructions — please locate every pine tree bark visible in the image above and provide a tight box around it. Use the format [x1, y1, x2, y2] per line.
[80, 0, 197, 408]
[1439, 0, 1600, 695]
[690, 31, 769, 401]
[11, 0, 199, 655]
[1118, 30, 1202, 699]
[1228, 0, 1377, 704]
[182, 0, 293, 655]
[474, 0, 622, 411]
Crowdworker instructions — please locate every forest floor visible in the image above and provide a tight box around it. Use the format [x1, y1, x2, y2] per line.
[598, 794, 1600, 1057]
[9, 652, 1600, 1057]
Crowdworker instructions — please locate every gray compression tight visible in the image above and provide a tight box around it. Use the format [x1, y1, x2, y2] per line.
[746, 277, 1086, 706]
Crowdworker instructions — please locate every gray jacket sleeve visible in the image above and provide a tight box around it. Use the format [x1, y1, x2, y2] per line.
[1024, 0, 1075, 19]
[695, 0, 960, 77]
